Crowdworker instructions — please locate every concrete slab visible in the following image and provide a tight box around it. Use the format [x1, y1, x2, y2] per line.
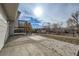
[0, 34, 79, 56]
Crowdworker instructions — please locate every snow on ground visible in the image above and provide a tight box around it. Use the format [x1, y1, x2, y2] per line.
[0, 34, 79, 56]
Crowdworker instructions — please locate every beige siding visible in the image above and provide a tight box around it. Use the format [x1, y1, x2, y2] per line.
[0, 5, 9, 50]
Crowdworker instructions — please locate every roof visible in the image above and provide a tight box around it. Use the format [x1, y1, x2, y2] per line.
[1, 3, 19, 21]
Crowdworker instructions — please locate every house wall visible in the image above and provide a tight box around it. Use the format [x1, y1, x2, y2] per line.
[0, 5, 9, 50]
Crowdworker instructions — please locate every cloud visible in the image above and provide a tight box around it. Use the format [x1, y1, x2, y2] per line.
[31, 23, 42, 28]
[18, 3, 79, 28]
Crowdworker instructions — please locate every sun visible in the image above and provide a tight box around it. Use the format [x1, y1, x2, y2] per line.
[33, 7, 43, 17]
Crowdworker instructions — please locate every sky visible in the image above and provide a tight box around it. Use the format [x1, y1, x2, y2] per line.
[18, 3, 79, 28]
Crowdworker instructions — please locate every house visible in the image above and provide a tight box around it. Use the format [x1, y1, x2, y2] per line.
[0, 3, 19, 50]
[14, 20, 32, 34]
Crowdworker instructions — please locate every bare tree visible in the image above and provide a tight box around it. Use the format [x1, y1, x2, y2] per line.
[42, 22, 51, 33]
[71, 11, 79, 36]
[52, 23, 61, 34]
[67, 18, 76, 37]
[66, 11, 79, 37]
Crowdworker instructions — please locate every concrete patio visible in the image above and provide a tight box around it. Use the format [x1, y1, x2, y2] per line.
[0, 34, 79, 56]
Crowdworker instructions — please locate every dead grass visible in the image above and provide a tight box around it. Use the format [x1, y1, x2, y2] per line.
[41, 34, 79, 45]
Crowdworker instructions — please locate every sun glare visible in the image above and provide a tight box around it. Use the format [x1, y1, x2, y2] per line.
[33, 7, 43, 17]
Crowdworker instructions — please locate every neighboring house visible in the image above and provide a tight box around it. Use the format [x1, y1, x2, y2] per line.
[0, 3, 19, 50]
[14, 10, 32, 34]
[14, 20, 32, 34]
